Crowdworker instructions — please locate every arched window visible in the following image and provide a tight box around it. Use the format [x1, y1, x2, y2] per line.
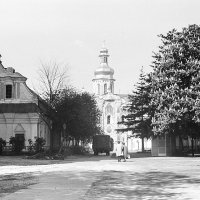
[98, 84, 100, 95]
[104, 84, 107, 94]
[105, 104, 113, 115]
[6, 85, 12, 99]
[121, 115, 125, 122]
[111, 83, 114, 93]
[110, 83, 113, 93]
[107, 115, 111, 124]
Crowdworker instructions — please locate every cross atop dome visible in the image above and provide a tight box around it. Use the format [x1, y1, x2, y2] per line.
[99, 41, 109, 64]
[102, 40, 106, 48]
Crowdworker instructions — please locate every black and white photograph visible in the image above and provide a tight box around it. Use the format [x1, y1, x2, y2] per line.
[1, 0, 200, 199]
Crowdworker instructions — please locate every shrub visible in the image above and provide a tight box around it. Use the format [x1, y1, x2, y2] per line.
[9, 136, 24, 154]
[34, 137, 46, 153]
[0, 138, 6, 155]
[28, 139, 34, 153]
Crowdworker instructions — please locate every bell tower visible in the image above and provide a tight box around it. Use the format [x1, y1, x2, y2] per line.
[92, 45, 115, 96]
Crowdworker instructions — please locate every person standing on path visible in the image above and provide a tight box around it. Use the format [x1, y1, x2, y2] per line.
[116, 141, 123, 162]
[122, 142, 127, 162]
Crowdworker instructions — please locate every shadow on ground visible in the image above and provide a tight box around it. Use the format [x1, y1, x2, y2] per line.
[0, 173, 38, 197]
[1, 168, 200, 199]
[82, 170, 200, 200]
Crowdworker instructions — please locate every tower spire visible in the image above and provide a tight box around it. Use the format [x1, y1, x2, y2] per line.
[102, 40, 106, 48]
[99, 42, 109, 64]
[93, 44, 115, 95]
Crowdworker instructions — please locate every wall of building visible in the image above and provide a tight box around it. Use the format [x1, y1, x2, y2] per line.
[0, 113, 50, 146]
[0, 64, 50, 148]
[151, 135, 176, 156]
[0, 82, 37, 104]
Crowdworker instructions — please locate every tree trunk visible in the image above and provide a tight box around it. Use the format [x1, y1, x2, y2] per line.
[66, 138, 70, 147]
[141, 137, 145, 152]
[179, 136, 184, 151]
[50, 129, 53, 152]
[75, 140, 79, 146]
[58, 138, 64, 154]
[191, 137, 194, 157]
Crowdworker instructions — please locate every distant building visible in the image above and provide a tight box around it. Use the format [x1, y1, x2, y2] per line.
[0, 55, 51, 148]
[151, 133, 200, 156]
[92, 46, 151, 152]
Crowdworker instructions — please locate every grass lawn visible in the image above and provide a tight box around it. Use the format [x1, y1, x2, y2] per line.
[0, 154, 113, 167]
[0, 156, 64, 166]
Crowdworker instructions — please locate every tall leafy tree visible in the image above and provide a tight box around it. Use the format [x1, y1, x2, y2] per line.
[120, 67, 153, 152]
[150, 24, 200, 155]
[54, 88, 102, 147]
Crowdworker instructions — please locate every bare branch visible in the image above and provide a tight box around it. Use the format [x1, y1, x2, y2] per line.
[37, 60, 69, 105]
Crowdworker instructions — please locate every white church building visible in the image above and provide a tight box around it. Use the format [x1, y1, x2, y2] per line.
[0, 55, 51, 148]
[92, 46, 151, 153]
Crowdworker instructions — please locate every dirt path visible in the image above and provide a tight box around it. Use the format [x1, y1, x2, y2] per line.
[1, 157, 200, 199]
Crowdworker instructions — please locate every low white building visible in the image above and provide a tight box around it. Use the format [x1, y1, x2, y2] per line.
[0, 55, 51, 147]
[92, 46, 151, 153]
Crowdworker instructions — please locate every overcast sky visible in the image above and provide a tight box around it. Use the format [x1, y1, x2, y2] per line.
[1, 0, 200, 94]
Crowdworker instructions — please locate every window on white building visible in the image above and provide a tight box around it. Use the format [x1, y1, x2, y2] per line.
[6, 85, 12, 98]
[105, 104, 113, 115]
[107, 115, 111, 124]
[110, 83, 113, 93]
[104, 84, 107, 94]
[98, 84, 100, 95]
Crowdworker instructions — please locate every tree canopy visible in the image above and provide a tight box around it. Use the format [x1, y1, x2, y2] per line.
[150, 24, 200, 138]
[120, 24, 200, 146]
[120, 67, 152, 139]
[54, 88, 102, 145]
[118, 67, 153, 152]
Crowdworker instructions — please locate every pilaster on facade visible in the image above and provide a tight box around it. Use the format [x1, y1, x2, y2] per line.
[0, 55, 51, 146]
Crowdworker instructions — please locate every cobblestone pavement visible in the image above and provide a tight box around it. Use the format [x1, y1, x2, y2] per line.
[1, 156, 200, 200]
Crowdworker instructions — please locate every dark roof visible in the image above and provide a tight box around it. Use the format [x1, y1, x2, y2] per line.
[0, 103, 39, 113]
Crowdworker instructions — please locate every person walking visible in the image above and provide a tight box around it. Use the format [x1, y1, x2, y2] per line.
[122, 142, 127, 162]
[116, 141, 123, 162]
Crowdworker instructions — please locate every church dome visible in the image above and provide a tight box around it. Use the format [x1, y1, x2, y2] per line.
[94, 46, 114, 76]
[92, 44, 116, 95]
[94, 63, 114, 76]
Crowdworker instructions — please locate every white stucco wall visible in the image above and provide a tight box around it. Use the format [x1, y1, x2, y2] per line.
[0, 113, 50, 146]
[95, 93, 152, 153]
[0, 65, 50, 147]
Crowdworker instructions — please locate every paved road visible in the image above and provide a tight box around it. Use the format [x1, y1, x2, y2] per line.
[1, 156, 200, 200]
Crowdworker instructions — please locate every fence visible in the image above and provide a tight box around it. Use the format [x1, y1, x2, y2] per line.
[2, 146, 50, 152]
